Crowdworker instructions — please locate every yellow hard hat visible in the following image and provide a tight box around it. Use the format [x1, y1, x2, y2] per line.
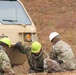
[0, 37, 11, 47]
[31, 41, 42, 53]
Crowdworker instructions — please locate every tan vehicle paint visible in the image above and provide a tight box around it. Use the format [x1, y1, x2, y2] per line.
[0, 0, 38, 65]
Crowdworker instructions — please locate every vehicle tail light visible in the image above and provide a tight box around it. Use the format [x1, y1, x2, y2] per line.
[24, 34, 31, 42]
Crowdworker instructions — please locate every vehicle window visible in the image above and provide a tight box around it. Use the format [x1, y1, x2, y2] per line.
[0, 1, 32, 25]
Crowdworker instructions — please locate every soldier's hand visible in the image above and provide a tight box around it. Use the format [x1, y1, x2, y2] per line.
[44, 58, 49, 68]
[14, 42, 22, 50]
[44, 58, 53, 68]
[46, 59, 53, 67]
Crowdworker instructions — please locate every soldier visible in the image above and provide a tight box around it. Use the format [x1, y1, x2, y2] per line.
[0, 37, 15, 75]
[14, 41, 47, 73]
[49, 32, 76, 71]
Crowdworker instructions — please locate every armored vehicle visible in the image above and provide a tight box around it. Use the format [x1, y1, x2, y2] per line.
[0, 0, 38, 65]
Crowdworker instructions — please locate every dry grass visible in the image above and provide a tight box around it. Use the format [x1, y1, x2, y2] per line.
[13, 0, 76, 74]
[21, 0, 76, 55]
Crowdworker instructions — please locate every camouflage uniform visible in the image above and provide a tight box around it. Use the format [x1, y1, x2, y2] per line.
[0, 45, 15, 75]
[50, 40, 76, 70]
[19, 45, 46, 73]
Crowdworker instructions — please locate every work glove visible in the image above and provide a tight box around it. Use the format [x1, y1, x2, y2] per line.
[14, 42, 27, 54]
[14, 42, 22, 50]
[44, 58, 54, 68]
[44, 58, 65, 73]
[44, 57, 50, 69]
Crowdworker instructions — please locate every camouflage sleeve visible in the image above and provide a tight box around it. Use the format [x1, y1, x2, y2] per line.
[1, 50, 15, 75]
[50, 46, 62, 60]
[50, 48, 57, 60]
[18, 45, 26, 54]
[19, 44, 30, 54]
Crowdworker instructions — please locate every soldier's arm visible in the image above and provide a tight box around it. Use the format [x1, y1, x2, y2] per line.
[50, 48, 57, 60]
[18, 44, 27, 54]
[50, 46, 62, 63]
[14, 42, 30, 54]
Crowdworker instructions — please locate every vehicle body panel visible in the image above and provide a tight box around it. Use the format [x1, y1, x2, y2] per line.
[0, 0, 38, 65]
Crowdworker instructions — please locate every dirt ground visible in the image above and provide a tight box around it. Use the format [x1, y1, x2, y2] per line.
[13, 0, 76, 74]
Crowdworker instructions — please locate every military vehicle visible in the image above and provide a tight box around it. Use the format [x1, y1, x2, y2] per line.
[0, 0, 38, 65]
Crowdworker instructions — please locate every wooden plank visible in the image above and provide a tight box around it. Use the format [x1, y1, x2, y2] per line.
[27, 73, 36, 75]
[48, 70, 76, 75]
[16, 73, 47, 75]
[36, 73, 47, 75]
[12, 70, 76, 75]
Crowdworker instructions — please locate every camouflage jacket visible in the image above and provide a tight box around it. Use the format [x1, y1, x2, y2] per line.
[0, 45, 15, 74]
[19, 45, 47, 72]
[50, 40, 76, 70]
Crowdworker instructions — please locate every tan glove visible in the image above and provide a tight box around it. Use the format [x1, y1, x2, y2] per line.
[44, 58, 53, 68]
[44, 57, 51, 68]
[44, 58, 65, 73]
